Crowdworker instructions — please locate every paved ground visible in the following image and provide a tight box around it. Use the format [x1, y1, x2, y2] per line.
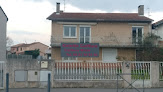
[1, 88, 163, 92]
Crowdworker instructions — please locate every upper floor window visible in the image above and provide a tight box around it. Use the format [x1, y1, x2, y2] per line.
[79, 26, 91, 43]
[63, 25, 77, 38]
[132, 27, 143, 44]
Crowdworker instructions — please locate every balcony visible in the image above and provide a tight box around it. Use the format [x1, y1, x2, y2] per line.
[51, 36, 155, 48]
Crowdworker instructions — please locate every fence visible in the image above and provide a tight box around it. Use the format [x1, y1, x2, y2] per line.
[54, 61, 123, 80]
[7, 54, 32, 59]
[131, 62, 150, 80]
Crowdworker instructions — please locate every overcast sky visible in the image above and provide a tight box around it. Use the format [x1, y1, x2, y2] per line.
[0, 0, 163, 46]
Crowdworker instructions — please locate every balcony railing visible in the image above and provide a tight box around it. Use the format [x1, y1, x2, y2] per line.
[51, 36, 156, 47]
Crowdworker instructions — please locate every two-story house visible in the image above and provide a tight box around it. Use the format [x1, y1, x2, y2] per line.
[0, 6, 8, 88]
[10, 42, 49, 58]
[47, 3, 152, 62]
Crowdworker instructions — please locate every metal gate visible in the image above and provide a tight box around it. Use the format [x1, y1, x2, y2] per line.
[0, 61, 5, 88]
[117, 73, 145, 92]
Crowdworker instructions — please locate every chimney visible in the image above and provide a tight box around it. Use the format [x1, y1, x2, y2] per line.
[138, 5, 144, 16]
[56, 2, 60, 14]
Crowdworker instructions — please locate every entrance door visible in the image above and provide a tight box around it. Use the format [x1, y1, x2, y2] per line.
[0, 61, 4, 88]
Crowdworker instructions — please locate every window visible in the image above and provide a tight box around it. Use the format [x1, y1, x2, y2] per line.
[62, 57, 77, 62]
[63, 25, 76, 38]
[132, 27, 143, 44]
[79, 26, 91, 43]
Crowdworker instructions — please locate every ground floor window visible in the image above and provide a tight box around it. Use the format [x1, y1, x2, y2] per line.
[102, 48, 117, 62]
[62, 57, 77, 62]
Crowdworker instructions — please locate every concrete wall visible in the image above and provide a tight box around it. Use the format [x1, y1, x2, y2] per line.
[0, 7, 7, 61]
[4, 59, 163, 88]
[6, 59, 53, 88]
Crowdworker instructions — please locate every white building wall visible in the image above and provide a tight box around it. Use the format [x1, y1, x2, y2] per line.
[153, 25, 163, 41]
[0, 7, 7, 61]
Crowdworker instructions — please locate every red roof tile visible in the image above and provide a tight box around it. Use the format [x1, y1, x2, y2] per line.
[47, 12, 153, 23]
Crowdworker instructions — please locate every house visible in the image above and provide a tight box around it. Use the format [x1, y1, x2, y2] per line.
[0, 6, 8, 88]
[0, 6, 8, 61]
[47, 3, 152, 62]
[152, 19, 163, 46]
[10, 42, 49, 58]
[45, 47, 51, 59]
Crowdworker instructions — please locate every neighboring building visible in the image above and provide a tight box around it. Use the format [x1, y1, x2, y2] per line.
[0, 6, 8, 88]
[0, 6, 8, 61]
[47, 3, 152, 62]
[152, 19, 163, 46]
[10, 42, 49, 57]
[45, 47, 51, 59]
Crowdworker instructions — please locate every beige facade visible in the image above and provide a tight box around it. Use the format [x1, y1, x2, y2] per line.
[51, 22, 151, 62]
[51, 22, 150, 46]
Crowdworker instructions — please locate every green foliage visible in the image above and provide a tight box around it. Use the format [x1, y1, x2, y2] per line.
[24, 49, 40, 59]
[136, 33, 163, 61]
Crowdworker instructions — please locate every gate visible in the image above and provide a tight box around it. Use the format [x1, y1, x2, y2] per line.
[117, 73, 145, 92]
[0, 61, 5, 88]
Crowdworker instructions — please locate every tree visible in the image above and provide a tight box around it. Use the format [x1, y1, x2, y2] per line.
[24, 49, 40, 59]
[136, 33, 163, 61]
[6, 36, 14, 51]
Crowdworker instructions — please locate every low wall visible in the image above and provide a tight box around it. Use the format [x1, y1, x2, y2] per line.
[4, 60, 163, 88]
[53, 80, 123, 88]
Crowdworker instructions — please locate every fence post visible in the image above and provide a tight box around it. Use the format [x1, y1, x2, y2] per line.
[150, 61, 159, 87]
[122, 61, 131, 88]
[47, 73, 51, 92]
[6, 73, 9, 92]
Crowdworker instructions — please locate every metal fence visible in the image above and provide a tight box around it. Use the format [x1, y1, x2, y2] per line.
[131, 62, 150, 80]
[160, 62, 163, 80]
[0, 61, 5, 88]
[54, 62, 123, 80]
[7, 54, 32, 59]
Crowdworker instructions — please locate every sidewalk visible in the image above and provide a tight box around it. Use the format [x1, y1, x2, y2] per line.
[1, 88, 163, 92]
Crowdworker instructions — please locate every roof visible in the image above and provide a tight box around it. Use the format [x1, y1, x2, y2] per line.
[47, 12, 153, 23]
[0, 6, 8, 21]
[153, 19, 163, 27]
[11, 42, 49, 48]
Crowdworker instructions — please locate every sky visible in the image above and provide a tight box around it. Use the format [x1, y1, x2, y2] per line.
[0, 0, 163, 46]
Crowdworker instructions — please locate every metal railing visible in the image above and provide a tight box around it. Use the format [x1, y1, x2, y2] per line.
[131, 62, 150, 80]
[54, 61, 123, 80]
[51, 36, 145, 47]
[7, 54, 32, 59]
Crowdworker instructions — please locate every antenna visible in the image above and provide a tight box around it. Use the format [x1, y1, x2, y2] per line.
[63, 0, 66, 11]
[147, 7, 151, 17]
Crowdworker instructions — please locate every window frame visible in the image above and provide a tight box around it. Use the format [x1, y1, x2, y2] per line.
[132, 26, 144, 44]
[62, 57, 77, 62]
[79, 25, 91, 43]
[63, 25, 77, 38]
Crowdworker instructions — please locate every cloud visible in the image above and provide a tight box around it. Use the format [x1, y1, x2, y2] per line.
[1, 0, 163, 47]
[8, 30, 50, 46]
